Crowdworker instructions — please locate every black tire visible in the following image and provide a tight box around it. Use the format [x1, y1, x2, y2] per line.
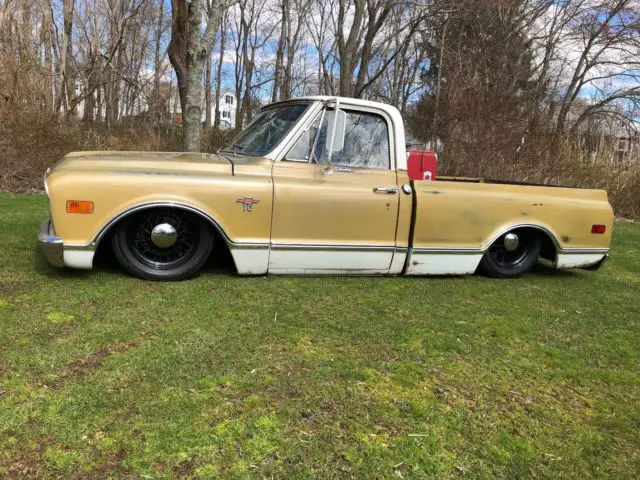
[480, 230, 542, 278]
[111, 208, 214, 281]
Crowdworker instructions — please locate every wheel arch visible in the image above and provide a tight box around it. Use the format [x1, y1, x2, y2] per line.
[93, 202, 237, 269]
[485, 223, 559, 261]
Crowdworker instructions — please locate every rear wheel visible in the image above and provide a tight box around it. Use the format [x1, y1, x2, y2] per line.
[480, 230, 541, 278]
[112, 208, 213, 281]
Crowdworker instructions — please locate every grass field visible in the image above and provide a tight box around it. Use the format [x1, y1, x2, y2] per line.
[0, 192, 638, 479]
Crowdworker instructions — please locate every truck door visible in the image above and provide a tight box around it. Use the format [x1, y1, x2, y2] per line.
[269, 107, 400, 273]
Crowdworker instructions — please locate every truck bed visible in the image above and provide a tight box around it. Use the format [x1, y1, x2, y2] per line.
[436, 176, 572, 189]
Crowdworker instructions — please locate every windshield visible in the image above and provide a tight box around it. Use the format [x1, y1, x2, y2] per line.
[221, 103, 310, 156]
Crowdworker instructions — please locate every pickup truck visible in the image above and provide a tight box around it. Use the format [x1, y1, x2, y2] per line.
[38, 96, 613, 280]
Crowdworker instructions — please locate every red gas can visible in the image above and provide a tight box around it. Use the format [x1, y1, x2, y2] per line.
[407, 150, 437, 181]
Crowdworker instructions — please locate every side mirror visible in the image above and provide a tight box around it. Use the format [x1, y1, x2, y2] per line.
[325, 109, 346, 153]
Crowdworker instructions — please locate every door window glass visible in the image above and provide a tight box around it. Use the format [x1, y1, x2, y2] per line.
[285, 109, 391, 169]
[284, 112, 322, 162]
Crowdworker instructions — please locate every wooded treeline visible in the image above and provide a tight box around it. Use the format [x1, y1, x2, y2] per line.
[0, 0, 431, 144]
[0, 0, 639, 216]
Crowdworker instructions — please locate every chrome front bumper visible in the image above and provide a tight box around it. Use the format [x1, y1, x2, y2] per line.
[38, 220, 64, 267]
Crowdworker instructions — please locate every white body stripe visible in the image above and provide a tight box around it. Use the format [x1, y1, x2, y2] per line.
[404, 252, 483, 276]
[232, 248, 608, 275]
[63, 250, 95, 269]
[230, 248, 270, 275]
[268, 249, 392, 274]
[555, 253, 607, 269]
[59, 245, 608, 275]
[389, 249, 409, 274]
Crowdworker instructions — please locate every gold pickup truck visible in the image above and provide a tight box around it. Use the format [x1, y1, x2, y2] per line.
[38, 96, 613, 280]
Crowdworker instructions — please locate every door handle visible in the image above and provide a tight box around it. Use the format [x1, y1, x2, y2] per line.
[373, 187, 398, 194]
[322, 167, 333, 175]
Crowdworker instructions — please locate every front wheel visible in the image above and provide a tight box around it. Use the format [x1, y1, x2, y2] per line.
[480, 231, 541, 278]
[112, 208, 214, 281]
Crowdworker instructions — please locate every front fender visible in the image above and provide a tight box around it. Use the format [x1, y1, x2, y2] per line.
[47, 170, 273, 248]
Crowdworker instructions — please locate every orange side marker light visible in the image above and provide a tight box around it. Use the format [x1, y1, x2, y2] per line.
[66, 200, 94, 214]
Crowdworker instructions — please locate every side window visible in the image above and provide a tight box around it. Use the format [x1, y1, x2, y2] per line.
[284, 109, 391, 169]
[284, 113, 322, 162]
[332, 111, 390, 169]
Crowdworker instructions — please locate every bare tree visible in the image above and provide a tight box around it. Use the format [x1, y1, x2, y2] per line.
[151, 0, 166, 122]
[271, 0, 287, 102]
[214, 8, 228, 129]
[547, 0, 640, 134]
[55, 0, 75, 114]
[336, 0, 427, 98]
[71, 0, 150, 123]
[168, 0, 233, 151]
[205, 52, 213, 127]
[231, 2, 245, 128]
[307, 0, 339, 95]
[231, 0, 276, 127]
[270, 0, 312, 101]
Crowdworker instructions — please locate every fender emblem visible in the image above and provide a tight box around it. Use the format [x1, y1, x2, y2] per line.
[236, 196, 260, 212]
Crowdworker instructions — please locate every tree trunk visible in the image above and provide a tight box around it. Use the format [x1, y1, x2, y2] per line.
[214, 11, 226, 130]
[337, 0, 364, 97]
[83, 79, 95, 122]
[205, 53, 212, 127]
[106, 1, 126, 126]
[96, 84, 103, 121]
[41, 8, 53, 110]
[281, 2, 293, 99]
[152, 0, 165, 122]
[182, 0, 205, 152]
[64, 0, 75, 115]
[353, 2, 392, 98]
[244, 47, 255, 122]
[55, 0, 75, 114]
[272, 0, 287, 102]
[168, 0, 189, 121]
[47, 0, 61, 109]
[170, 0, 226, 152]
[236, 6, 251, 128]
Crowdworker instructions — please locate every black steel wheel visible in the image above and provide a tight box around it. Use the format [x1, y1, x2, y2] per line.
[480, 230, 541, 278]
[112, 208, 214, 280]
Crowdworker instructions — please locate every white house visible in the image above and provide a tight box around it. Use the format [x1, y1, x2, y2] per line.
[168, 88, 237, 129]
[216, 91, 237, 129]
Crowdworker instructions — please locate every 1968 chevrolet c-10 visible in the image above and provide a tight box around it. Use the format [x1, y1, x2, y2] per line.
[38, 96, 613, 280]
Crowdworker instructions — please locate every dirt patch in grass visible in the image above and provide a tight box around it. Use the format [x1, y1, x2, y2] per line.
[86, 449, 137, 479]
[46, 341, 141, 389]
[175, 459, 198, 477]
[5, 457, 42, 480]
[5, 445, 135, 480]
[3, 435, 54, 479]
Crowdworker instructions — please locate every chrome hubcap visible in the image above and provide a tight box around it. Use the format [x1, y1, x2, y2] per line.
[150, 223, 177, 248]
[503, 233, 520, 252]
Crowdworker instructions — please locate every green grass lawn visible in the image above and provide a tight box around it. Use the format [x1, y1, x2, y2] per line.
[0, 192, 639, 479]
